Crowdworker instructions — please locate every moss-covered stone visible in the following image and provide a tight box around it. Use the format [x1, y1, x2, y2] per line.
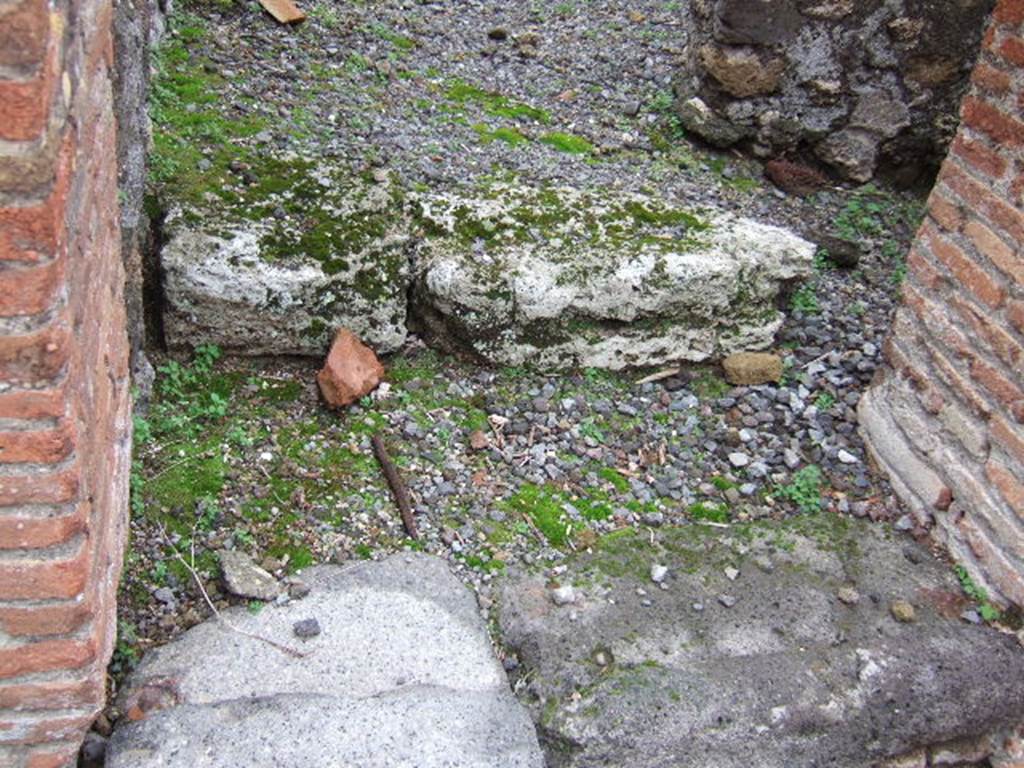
[412, 183, 814, 370]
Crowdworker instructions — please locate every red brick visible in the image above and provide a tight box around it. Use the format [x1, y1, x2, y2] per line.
[906, 245, 946, 290]
[1012, 399, 1024, 423]
[0, 138, 71, 264]
[983, 23, 997, 49]
[994, 0, 1024, 24]
[923, 224, 1006, 308]
[962, 96, 1024, 147]
[950, 294, 1024, 373]
[941, 161, 1024, 243]
[0, 259, 64, 318]
[971, 61, 1014, 94]
[988, 460, 1024, 518]
[0, 539, 90, 601]
[0, 463, 79, 506]
[964, 218, 1022, 284]
[25, 743, 83, 768]
[0, 387, 65, 421]
[0, 599, 91, 638]
[951, 134, 1009, 179]
[0, 421, 75, 464]
[999, 35, 1024, 67]
[0, 637, 96, 680]
[992, 415, 1024, 464]
[883, 336, 922, 385]
[1011, 168, 1024, 207]
[925, 339, 993, 419]
[902, 282, 973, 358]
[970, 357, 1024, 409]
[0, 321, 71, 386]
[0, 39, 59, 143]
[0, 0, 49, 72]
[928, 190, 967, 233]
[1009, 299, 1024, 335]
[0, 715, 95, 746]
[0, 677, 102, 711]
[0, 506, 86, 550]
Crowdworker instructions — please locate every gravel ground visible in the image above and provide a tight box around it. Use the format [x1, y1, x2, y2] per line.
[112, 0, 934, 720]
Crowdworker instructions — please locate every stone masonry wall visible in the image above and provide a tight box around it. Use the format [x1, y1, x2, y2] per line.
[0, 0, 131, 764]
[675, 0, 994, 184]
[859, 0, 1024, 608]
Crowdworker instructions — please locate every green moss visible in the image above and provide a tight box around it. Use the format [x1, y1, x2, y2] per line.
[368, 22, 417, 51]
[598, 467, 630, 493]
[472, 123, 529, 146]
[148, 18, 268, 203]
[502, 483, 570, 546]
[146, 444, 227, 517]
[539, 131, 595, 155]
[416, 184, 710, 261]
[446, 80, 551, 123]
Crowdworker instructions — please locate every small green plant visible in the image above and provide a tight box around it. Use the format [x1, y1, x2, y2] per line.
[692, 371, 730, 399]
[710, 476, 737, 491]
[688, 501, 729, 523]
[580, 418, 607, 445]
[954, 565, 1002, 622]
[247, 601, 265, 615]
[130, 459, 146, 516]
[776, 465, 824, 514]
[648, 90, 674, 114]
[110, 619, 141, 675]
[790, 284, 820, 315]
[197, 495, 220, 531]
[814, 392, 836, 411]
[309, 2, 340, 28]
[814, 249, 833, 271]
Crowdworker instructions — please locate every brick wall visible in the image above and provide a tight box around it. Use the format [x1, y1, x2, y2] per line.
[0, 0, 131, 762]
[860, 0, 1024, 607]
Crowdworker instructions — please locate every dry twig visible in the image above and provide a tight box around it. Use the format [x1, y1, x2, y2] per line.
[156, 523, 307, 659]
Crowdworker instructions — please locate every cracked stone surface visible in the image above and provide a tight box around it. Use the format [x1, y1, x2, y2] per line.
[499, 518, 1024, 768]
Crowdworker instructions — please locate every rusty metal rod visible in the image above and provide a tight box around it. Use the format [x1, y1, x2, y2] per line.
[371, 434, 419, 540]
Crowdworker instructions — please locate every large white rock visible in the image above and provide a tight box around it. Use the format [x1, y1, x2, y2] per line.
[106, 555, 543, 768]
[412, 185, 815, 369]
[161, 161, 411, 356]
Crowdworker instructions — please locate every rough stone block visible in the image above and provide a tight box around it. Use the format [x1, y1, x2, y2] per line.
[160, 164, 412, 356]
[413, 184, 814, 370]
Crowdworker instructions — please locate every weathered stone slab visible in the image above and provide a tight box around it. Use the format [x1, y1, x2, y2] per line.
[107, 690, 542, 768]
[499, 518, 1024, 768]
[107, 554, 543, 767]
[412, 184, 814, 370]
[161, 159, 411, 356]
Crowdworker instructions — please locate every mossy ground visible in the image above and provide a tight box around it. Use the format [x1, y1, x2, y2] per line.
[121, 346, 852, 676]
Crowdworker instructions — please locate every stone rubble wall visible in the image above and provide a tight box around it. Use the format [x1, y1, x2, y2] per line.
[675, 0, 995, 184]
[0, 0, 131, 763]
[860, 0, 1024, 608]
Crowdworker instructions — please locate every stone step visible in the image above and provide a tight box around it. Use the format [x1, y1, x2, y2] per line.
[498, 519, 1024, 768]
[106, 554, 544, 767]
[159, 164, 814, 368]
[107, 689, 541, 768]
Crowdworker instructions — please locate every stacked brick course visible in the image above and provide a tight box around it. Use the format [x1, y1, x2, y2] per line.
[0, 0, 130, 762]
[860, 0, 1024, 607]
